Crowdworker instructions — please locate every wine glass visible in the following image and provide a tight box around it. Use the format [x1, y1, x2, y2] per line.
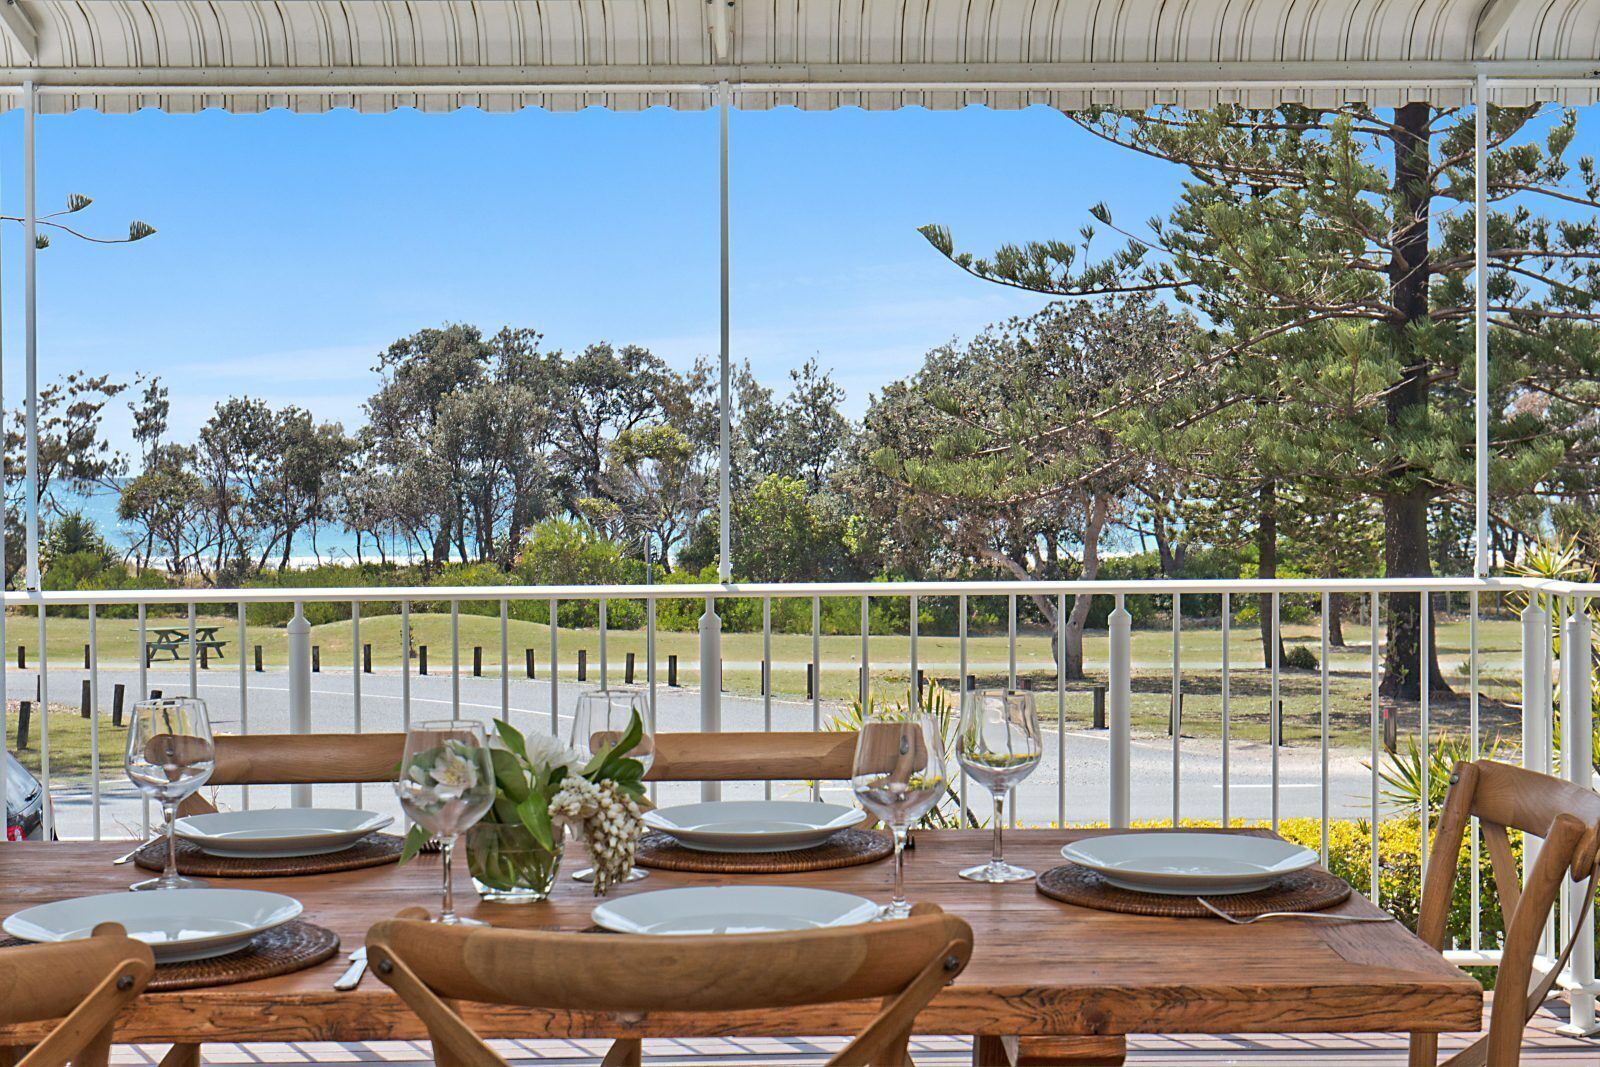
[396, 720, 496, 925]
[851, 710, 946, 919]
[124, 696, 216, 891]
[569, 689, 653, 883]
[957, 689, 1043, 883]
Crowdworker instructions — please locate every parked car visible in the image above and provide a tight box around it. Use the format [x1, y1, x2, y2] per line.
[5, 752, 46, 840]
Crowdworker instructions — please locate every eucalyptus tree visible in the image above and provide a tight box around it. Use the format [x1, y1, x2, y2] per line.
[922, 102, 1600, 698]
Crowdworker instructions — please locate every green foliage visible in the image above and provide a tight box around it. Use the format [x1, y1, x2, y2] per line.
[824, 683, 978, 829]
[1376, 733, 1507, 814]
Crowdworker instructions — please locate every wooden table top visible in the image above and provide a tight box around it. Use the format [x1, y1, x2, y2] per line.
[0, 832, 1482, 1044]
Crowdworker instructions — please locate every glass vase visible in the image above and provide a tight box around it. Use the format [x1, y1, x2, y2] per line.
[467, 821, 564, 903]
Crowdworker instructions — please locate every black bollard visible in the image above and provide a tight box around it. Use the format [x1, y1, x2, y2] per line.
[81, 678, 92, 719]
[473, 646, 483, 677]
[667, 654, 679, 687]
[525, 648, 535, 678]
[577, 649, 587, 682]
[1092, 685, 1106, 730]
[254, 644, 264, 672]
[17, 701, 30, 749]
[112, 683, 126, 727]
[625, 652, 636, 685]
[312, 645, 321, 673]
[419, 646, 429, 675]
[363, 644, 372, 674]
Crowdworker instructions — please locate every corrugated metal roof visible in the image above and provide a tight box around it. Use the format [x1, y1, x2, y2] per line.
[0, 0, 1593, 114]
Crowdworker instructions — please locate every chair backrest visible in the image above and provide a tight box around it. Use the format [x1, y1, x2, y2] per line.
[181, 729, 857, 815]
[0, 923, 154, 1067]
[368, 903, 972, 1067]
[1411, 759, 1600, 1067]
[179, 732, 404, 815]
[647, 730, 857, 782]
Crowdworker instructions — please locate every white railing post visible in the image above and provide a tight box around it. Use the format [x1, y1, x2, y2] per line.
[699, 595, 722, 802]
[287, 600, 312, 807]
[1109, 593, 1132, 828]
[1560, 602, 1596, 1036]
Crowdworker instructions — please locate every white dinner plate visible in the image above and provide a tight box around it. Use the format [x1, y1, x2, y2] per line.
[173, 808, 393, 858]
[591, 885, 881, 935]
[3, 889, 303, 962]
[1060, 832, 1318, 895]
[642, 800, 865, 853]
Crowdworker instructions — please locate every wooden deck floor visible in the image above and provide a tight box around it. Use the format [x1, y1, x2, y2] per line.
[106, 998, 1598, 1065]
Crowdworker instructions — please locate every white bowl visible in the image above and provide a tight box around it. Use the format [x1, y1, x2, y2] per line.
[592, 885, 881, 935]
[642, 800, 865, 853]
[1060, 832, 1318, 895]
[4, 889, 303, 961]
[174, 808, 393, 858]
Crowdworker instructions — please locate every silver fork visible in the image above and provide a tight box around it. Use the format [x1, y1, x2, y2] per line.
[1197, 897, 1398, 925]
[112, 833, 165, 865]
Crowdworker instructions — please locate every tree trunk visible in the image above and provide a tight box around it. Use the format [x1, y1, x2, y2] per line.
[1380, 102, 1452, 700]
[1256, 479, 1288, 669]
[1327, 591, 1347, 647]
[1061, 494, 1111, 680]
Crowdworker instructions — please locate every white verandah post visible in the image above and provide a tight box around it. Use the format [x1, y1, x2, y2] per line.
[23, 79, 38, 591]
[696, 78, 732, 793]
[1473, 73, 1490, 578]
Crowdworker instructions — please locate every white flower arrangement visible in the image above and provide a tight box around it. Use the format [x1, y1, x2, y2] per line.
[401, 710, 649, 896]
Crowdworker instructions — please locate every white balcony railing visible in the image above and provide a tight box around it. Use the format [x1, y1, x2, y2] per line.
[1, 575, 1595, 1033]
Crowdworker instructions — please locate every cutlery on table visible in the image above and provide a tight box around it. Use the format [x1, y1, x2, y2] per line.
[1197, 897, 1397, 925]
[333, 947, 368, 991]
[113, 833, 165, 865]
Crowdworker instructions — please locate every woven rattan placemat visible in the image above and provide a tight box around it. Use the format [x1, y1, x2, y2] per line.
[1035, 861, 1351, 918]
[132, 833, 404, 877]
[1, 920, 339, 991]
[635, 828, 893, 874]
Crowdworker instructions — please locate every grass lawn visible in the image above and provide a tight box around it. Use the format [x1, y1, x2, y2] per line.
[6, 703, 126, 784]
[5, 608, 1525, 773]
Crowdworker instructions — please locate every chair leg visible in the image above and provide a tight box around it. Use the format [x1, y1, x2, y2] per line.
[158, 1043, 201, 1067]
[973, 1037, 1126, 1067]
[600, 1038, 642, 1067]
[973, 1037, 1016, 1066]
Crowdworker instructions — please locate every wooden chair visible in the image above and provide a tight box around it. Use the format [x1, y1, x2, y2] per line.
[647, 730, 857, 782]
[368, 902, 972, 1067]
[1411, 759, 1600, 1067]
[0, 924, 154, 1067]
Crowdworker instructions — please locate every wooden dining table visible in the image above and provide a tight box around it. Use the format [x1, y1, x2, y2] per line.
[0, 830, 1482, 1049]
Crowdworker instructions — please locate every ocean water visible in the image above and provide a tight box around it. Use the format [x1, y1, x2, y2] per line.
[64, 484, 370, 566]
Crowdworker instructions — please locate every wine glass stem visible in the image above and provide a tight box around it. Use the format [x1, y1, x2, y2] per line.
[161, 800, 180, 888]
[440, 835, 458, 923]
[892, 825, 909, 911]
[991, 792, 1005, 867]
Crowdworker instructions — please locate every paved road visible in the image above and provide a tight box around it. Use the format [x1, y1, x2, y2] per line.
[32, 664, 1395, 840]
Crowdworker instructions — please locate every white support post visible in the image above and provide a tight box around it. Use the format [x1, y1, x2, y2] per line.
[1559, 603, 1596, 1036]
[287, 601, 312, 807]
[23, 79, 38, 590]
[716, 78, 732, 583]
[699, 595, 722, 802]
[1474, 72, 1491, 578]
[1108, 594, 1132, 828]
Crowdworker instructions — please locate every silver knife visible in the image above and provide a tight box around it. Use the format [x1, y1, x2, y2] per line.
[333, 947, 368, 991]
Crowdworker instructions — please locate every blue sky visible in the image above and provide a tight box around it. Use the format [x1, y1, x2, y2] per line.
[0, 104, 1188, 443]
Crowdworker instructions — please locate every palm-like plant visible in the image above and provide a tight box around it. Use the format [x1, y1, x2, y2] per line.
[826, 683, 981, 828]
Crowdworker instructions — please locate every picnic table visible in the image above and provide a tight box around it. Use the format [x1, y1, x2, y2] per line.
[0, 831, 1482, 1052]
[135, 625, 227, 666]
